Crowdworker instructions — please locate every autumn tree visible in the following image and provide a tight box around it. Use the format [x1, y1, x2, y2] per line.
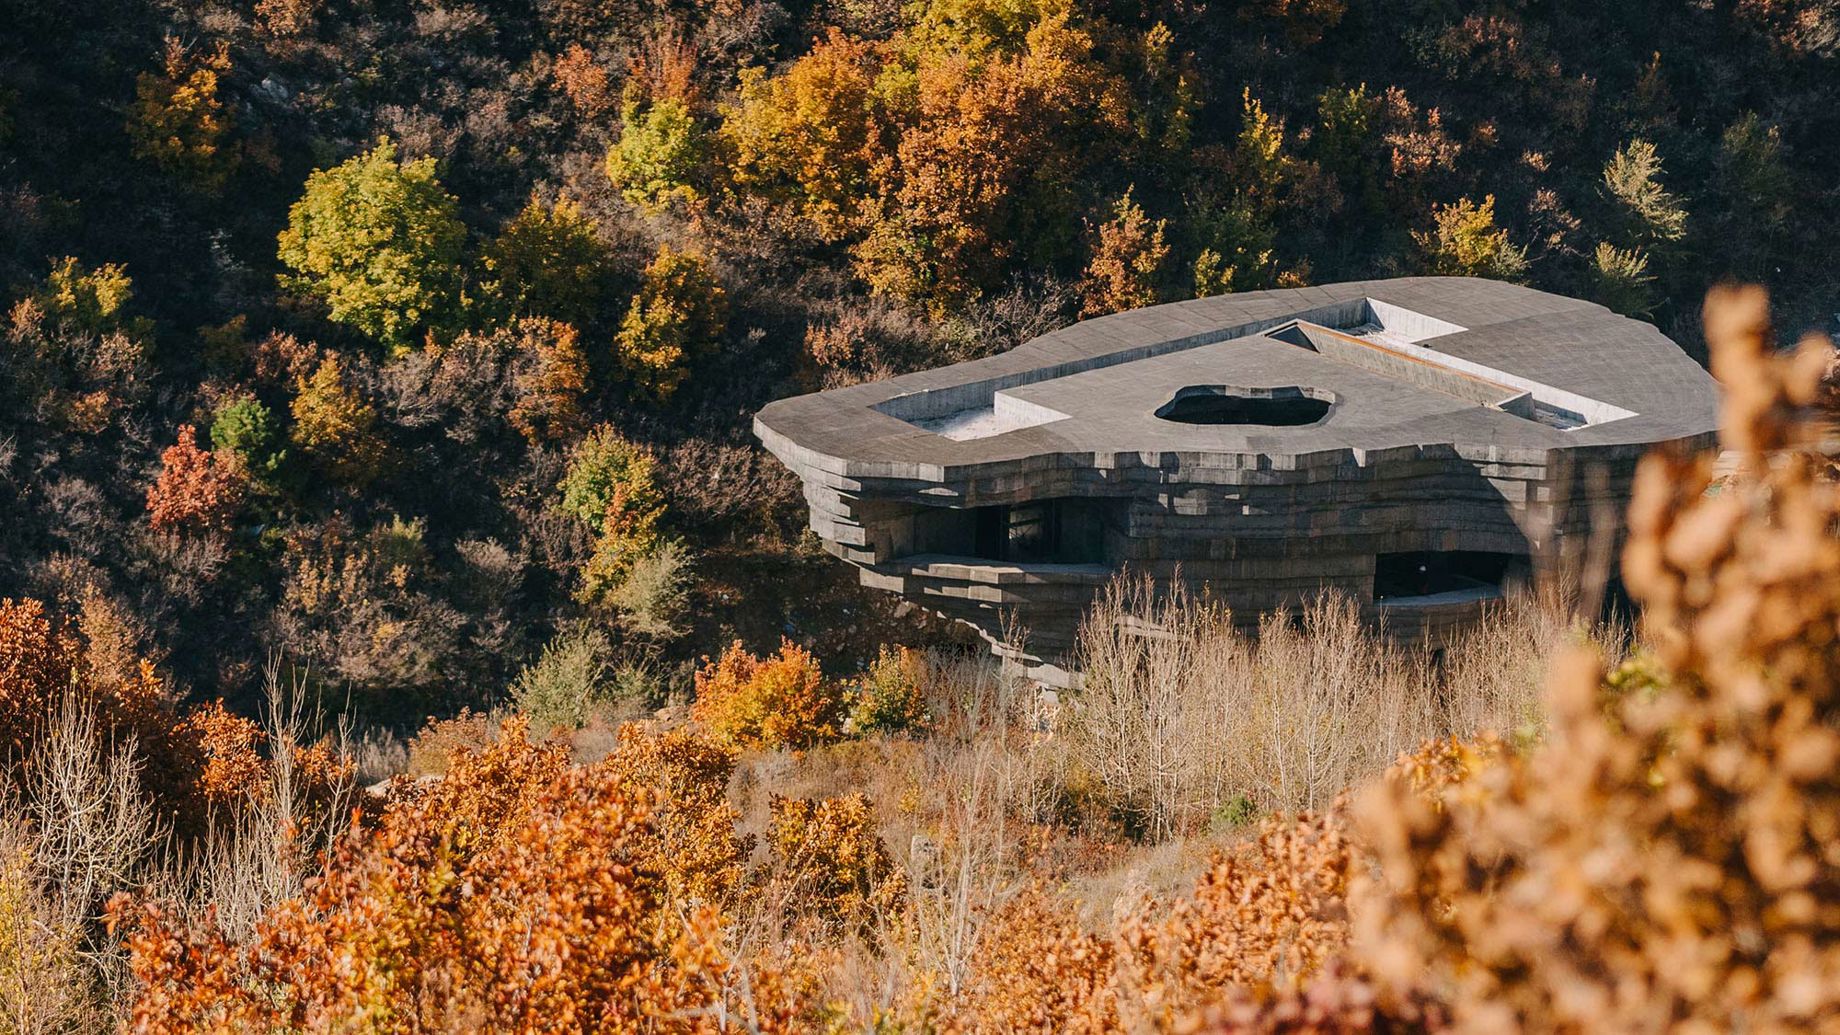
[1602, 139, 1688, 248]
[484, 193, 612, 328]
[3, 258, 151, 433]
[1189, 199, 1277, 297]
[552, 43, 615, 120]
[852, 2, 1133, 309]
[1129, 22, 1197, 160]
[1313, 83, 1380, 183]
[559, 425, 663, 535]
[1376, 86, 1461, 197]
[146, 425, 247, 534]
[255, 0, 319, 35]
[605, 50, 708, 211]
[722, 30, 882, 240]
[607, 95, 707, 210]
[615, 245, 727, 401]
[1234, 90, 1290, 213]
[277, 140, 467, 349]
[506, 317, 589, 446]
[290, 355, 386, 486]
[559, 426, 668, 606]
[272, 517, 464, 693]
[1413, 195, 1527, 280]
[1079, 187, 1169, 316]
[1185, 91, 1298, 297]
[127, 38, 236, 191]
[1590, 242, 1655, 316]
[844, 645, 930, 736]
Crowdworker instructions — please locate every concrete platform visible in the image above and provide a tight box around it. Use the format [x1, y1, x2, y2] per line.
[755, 278, 1720, 682]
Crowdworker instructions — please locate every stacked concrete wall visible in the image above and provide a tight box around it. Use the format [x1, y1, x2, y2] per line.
[755, 279, 1723, 685]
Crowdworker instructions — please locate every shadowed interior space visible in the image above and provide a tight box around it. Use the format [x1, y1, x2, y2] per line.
[1374, 550, 1529, 602]
[1154, 385, 1334, 426]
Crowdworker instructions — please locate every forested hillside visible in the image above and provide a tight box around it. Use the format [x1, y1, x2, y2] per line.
[4, 2, 1840, 1029]
[2, 0, 1837, 715]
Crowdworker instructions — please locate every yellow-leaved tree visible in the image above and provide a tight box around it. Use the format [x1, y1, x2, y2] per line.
[614, 245, 727, 401]
[277, 140, 467, 349]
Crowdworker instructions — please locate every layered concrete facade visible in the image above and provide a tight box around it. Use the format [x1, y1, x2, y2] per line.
[755, 278, 1720, 682]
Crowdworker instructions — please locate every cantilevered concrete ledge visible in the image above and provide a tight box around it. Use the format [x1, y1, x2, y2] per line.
[755, 278, 1720, 683]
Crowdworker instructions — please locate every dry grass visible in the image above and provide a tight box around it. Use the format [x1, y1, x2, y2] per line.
[0, 690, 158, 1033]
[1065, 576, 1615, 840]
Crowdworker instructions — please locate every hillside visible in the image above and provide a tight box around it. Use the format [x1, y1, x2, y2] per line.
[3, 0, 1840, 1029]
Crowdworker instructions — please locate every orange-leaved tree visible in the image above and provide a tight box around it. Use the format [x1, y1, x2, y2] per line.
[114, 717, 825, 1032]
[146, 424, 247, 533]
[0, 597, 328, 831]
[691, 639, 845, 750]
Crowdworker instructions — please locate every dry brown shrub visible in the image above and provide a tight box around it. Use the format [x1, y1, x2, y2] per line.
[762, 792, 905, 934]
[1072, 581, 1439, 838]
[943, 886, 1120, 1034]
[933, 808, 1359, 1032]
[1354, 285, 1840, 1031]
[1116, 809, 1357, 1025]
[248, 330, 322, 386]
[114, 717, 827, 1032]
[0, 817, 98, 1032]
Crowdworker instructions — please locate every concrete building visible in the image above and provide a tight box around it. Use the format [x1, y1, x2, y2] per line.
[755, 278, 1720, 682]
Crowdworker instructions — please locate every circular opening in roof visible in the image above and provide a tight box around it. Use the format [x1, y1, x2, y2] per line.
[1153, 385, 1335, 427]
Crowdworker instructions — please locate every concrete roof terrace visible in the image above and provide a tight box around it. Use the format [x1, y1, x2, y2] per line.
[754, 278, 1720, 484]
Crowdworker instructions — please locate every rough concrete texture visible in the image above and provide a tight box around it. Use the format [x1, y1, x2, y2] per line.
[754, 278, 1720, 683]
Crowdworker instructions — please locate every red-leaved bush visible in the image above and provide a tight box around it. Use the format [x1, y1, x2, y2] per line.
[145, 424, 246, 533]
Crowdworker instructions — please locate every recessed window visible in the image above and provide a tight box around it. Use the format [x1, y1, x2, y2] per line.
[1374, 550, 1527, 603]
[1154, 385, 1334, 427]
[967, 499, 1106, 564]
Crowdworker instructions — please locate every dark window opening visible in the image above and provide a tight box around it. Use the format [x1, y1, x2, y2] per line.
[967, 499, 1105, 564]
[1155, 386, 1333, 427]
[1374, 551, 1526, 602]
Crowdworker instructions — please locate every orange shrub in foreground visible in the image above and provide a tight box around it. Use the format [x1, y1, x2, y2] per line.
[1354, 286, 1840, 1030]
[944, 809, 1362, 1033]
[945, 887, 1120, 1034]
[603, 723, 753, 906]
[691, 639, 844, 750]
[764, 792, 905, 933]
[114, 718, 825, 1033]
[1118, 808, 1357, 1020]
